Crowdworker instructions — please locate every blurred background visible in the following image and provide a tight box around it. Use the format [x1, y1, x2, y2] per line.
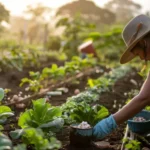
[0, 0, 149, 70]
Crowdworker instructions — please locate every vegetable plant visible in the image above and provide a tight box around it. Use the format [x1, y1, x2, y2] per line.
[0, 106, 14, 124]
[62, 101, 109, 126]
[10, 128, 61, 150]
[124, 139, 141, 150]
[20, 55, 97, 92]
[18, 98, 64, 132]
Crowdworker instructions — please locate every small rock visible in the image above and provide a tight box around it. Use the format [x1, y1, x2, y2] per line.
[16, 103, 26, 109]
[93, 141, 114, 149]
[74, 89, 80, 95]
[12, 95, 19, 102]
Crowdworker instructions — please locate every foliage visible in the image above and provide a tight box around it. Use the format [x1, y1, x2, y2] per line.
[88, 66, 131, 92]
[20, 55, 97, 92]
[61, 101, 109, 126]
[0, 3, 9, 23]
[56, 0, 115, 24]
[104, 0, 141, 23]
[0, 88, 4, 101]
[124, 138, 141, 150]
[24, 3, 51, 45]
[13, 144, 26, 150]
[67, 91, 99, 103]
[0, 39, 66, 71]
[0, 133, 12, 149]
[10, 128, 61, 150]
[56, 15, 96, 57]
[18, 98, 64, 132]
[88, 27, 125, 64]
[61, 65, 132, 125]
[69, 102, 109, 126]
[0, 106, 14, 124]
[46, 36, 61, 50]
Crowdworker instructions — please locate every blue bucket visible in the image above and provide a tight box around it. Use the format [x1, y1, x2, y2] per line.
[127, 110, 150, 134]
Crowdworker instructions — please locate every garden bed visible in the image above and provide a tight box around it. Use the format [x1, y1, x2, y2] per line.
[1, 65, 146, 150]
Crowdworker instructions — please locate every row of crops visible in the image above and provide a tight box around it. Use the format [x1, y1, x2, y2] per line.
[0, 56, 134, 149]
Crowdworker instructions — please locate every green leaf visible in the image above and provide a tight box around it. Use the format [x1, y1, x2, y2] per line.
[13, 144, 26, 150]
[39, 118, 64, 129]
[0, 125, 4, 131]
[93, 105, 109, 125]
[0, 88, 4, 101]
[0, 112, 14, 118]
[51, 64, 58, 71]
[44, 107, 62, 122]
[0, 133, 12, 148]
[9, 129, 24, 140]
[18, 110, 33, 128]
[0, 106, 11, 114]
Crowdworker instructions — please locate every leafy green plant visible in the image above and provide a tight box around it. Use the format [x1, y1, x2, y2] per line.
[20, 55, 97, 93]
[62, 101, 109, 126]
[67, 91, 99, 104]
[124, 139, 141, 150]
[41, 64, 65, 80]
[10, 128, 61, 150]
[0, 106, 14, 124]
[18, 98, 64, 132]
[88, 66, 131, 91]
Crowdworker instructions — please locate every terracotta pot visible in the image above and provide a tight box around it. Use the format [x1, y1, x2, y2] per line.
[78, 41, 97, 57]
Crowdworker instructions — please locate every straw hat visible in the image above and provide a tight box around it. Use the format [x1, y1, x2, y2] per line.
[120, 14, 150, 64]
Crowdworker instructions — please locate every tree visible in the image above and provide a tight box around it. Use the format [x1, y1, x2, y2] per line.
[56, 15, 96, 57]
[0, 3, 9, 23]
[104, 0, 141, 23]
[56, 0, 116, 25]
[24, 3, 51, 45]
[0, 3, 9, 33]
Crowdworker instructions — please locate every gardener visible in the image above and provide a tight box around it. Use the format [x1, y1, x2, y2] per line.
[93, 14, 150, 139]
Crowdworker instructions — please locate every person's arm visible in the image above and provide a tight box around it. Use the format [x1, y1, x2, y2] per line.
[93, 73, 150, 139]
[114, 72, 150, 124]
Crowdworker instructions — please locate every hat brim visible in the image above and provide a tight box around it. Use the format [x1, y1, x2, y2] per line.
[120, 32, 150, 64]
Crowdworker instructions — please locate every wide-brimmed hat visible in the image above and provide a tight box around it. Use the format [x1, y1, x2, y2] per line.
[120, 14, 150, 64]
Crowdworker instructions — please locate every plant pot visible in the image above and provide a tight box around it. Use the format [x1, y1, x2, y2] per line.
[78, 41, 97, 57]
[69, 123, 93, 148]
[127, 110, 150, 134]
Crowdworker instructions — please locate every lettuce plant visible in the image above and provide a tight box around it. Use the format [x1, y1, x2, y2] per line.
[10, 128, 61, 150]
[18, 99, 64, 132]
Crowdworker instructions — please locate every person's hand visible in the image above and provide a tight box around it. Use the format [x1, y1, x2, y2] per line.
[93, 115, 117, 139]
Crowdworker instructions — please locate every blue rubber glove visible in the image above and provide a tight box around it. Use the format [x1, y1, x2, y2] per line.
[93, 115, 117, 139]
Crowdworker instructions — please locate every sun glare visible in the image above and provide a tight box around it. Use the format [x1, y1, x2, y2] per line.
[0, 0, 109, 16]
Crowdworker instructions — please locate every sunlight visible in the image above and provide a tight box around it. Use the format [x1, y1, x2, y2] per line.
[0, 0, 107, 16]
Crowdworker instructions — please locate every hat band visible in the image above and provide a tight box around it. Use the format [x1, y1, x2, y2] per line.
[128, 22, 143, 45]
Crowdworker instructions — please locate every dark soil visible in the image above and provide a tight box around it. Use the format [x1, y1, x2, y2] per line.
[0, 59, 64, 95]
